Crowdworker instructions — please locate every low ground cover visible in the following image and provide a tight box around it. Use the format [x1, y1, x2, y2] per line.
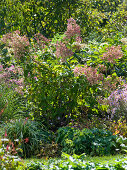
[23, 154, 127, 165]
[23, 154, 127, 169]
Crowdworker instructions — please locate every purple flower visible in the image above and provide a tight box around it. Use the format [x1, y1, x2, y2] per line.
[107, 83, 127, 118]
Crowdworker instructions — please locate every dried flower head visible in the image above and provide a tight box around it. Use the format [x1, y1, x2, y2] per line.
[101, 46, 123, 64]
[74, 65, 104, 85]
[65, 18, 82, 42]
[55, 42, 74, 62]
[1, 30, 30, 61]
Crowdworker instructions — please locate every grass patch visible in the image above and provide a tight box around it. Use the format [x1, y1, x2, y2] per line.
[84, 154, 127, 165]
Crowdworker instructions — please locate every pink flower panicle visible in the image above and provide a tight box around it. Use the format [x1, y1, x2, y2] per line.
[74, 65, 104, 85]
[101, 46, 123, 64]
[1, 32, 14, 45]
[65, 18, 82, 42]
[0, 65, 24, 94]
[1, 30, 30, 60]
[4, 65, 23, 84]
[55, 42, 74, 62]
[55, 18, 82, 62]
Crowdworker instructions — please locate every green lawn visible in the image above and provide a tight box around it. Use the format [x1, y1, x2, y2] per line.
[84, 154, 127, 165]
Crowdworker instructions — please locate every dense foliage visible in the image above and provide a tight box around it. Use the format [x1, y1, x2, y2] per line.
[1, 119, 52, 158]
[0, 0, 126, 38]
[0, 0, 127, 165]
[56, 126, 124, 156]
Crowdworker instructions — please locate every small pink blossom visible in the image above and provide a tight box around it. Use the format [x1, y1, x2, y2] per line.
[34, 76, 38, 81]
[5, 129, 7, 137]
[24, 138, 29, 143]
[34, 55, 38, 59]
[0, 65, 3, 72]
[26, 117, 28, 121]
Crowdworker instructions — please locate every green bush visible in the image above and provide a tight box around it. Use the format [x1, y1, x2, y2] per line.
[0, 0, 124, 39]
[25, 58, 80, 129]
[23, 33, 107, 129]
[56, 127, 118, 156]
[1, 119, 52, 158]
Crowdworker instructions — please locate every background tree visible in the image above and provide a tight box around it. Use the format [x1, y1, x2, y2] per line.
[0, 0, 125, 39]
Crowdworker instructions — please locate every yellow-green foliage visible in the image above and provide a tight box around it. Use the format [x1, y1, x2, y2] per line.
[0, 0, 125, 38]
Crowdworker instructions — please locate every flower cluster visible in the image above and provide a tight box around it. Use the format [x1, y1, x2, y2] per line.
[74, 65, 104, 85]
[1, 30, 29, 60]
[107, 83, 127, 119]
[65, 18, 81, 42]
[54, 18, 82, 62]
[101, 46, 123, 64]
[0, 65, 24, 94]
[1, 31, 16, 46]
[55, 42, 74, 62]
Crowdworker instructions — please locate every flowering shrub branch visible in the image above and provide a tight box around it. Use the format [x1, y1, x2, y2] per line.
[74, 65, 104, 85]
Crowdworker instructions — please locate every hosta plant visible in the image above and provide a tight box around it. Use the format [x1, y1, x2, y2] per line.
[56, 127, 118, 156]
